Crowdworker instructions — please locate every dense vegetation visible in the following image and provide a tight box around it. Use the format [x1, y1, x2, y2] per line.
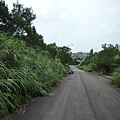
[110, 68, 120, 87]
[78, 44, 120, 87]
[0, 0, 73, 119]
[0, 33, 69, 119]
[0, 0, 74, 65]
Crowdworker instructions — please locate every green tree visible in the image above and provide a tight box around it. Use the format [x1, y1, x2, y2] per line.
[58, 46, 74, 65]
[46, 43, 58, 59]
[10, 1, 36, 38]
[0, 0, 11, 33]
[0, 1, 45, 48]
[24, 26, 45, 47]
[97, 44, 119, 73]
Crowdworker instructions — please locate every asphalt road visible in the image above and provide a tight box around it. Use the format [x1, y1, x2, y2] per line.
[11, 65, 120, 120]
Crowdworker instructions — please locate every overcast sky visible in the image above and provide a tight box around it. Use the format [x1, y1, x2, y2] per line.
[5, 0, 120, 53]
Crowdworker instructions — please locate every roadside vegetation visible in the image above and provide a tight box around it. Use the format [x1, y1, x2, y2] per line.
[0, 33, 70, 119]
[0, 1, 73, 119]
[110, 68, 120, 87]
[78, 44, 120, 87]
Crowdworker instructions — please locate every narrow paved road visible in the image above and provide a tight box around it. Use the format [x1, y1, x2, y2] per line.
[11, 66, 120, 120]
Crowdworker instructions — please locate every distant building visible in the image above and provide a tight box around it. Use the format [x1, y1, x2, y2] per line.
[72, 52, 89, 64]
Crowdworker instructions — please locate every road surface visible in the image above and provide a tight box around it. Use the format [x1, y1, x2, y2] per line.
[11, 65, 120, 120]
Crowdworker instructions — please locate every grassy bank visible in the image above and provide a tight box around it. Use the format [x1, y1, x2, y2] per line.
[0, 33, 69, 119]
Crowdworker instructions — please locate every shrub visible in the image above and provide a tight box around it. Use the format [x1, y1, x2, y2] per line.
[110, 68, 120, 87]
[78, 63, 97, 72]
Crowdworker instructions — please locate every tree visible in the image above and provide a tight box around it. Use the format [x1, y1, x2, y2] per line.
[24, 26, 45, 47]
[0, 0, 46, 49]
[58, 46, 74, 64]
[90, 48, 93, 54]
[93, 44, 118, 73]
[0, 0, 11, 33]
[10, 1, 36, 38]
[46, 43, 58, 59]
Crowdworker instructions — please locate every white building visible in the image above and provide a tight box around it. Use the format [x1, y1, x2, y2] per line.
[72, 52, 89, 63]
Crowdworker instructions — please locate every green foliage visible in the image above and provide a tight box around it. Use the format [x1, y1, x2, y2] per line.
[57, 46, 74, 65]
[0, 0, 46, 48]
[110, 68, 120, 87]
[10, 1, 36, 37]
[0, 1, 73, 65]
[0, 2, 73, 119]
[96, 44, 120, 73]
[79, 44, 120, 74]
[0, 0, 11, 33]
[78, 43, 120, 87]
[47, 43, 58, 59]
[0, 33, 68, 119]
[46, 44, 74, 65]
[78, 63, 97, 72]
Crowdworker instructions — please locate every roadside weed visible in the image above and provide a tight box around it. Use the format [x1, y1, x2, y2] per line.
[0, 33, 68, 119]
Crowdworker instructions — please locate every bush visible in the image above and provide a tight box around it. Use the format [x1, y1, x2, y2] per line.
[78, 63, 97, 72]
[110, 68, 120, 87]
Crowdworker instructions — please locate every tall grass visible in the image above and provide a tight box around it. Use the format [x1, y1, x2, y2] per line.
[0, 33, 68, 119]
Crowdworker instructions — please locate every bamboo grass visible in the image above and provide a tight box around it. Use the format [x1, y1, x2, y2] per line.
[0, 33, 68, 119]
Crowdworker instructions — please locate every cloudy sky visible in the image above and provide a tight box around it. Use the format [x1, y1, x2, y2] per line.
[5, 0, 120, 53]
